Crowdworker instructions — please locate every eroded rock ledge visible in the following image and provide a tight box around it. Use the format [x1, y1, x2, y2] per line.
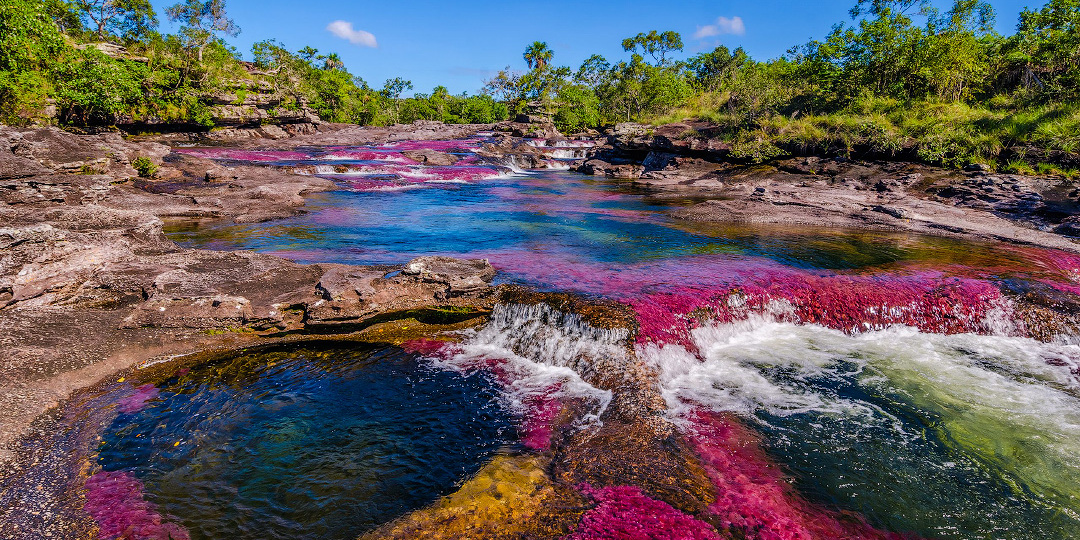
[575, 122, 1080, 251]
[0, 124, 507, 466]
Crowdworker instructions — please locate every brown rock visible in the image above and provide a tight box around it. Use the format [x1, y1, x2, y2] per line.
[403, 256, 497, 295]
[402, 149, 459, 166]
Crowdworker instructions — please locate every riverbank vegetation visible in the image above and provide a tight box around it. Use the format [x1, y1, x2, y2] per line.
[492, 0, 1079, 170]
[1, 0, 1077, 170]
[0, 0, 506, 128]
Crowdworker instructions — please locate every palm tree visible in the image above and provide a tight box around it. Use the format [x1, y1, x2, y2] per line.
[323, 52, 344, 71]
[523, 41, 553, 71]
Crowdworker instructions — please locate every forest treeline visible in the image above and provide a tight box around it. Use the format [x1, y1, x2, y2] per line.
[1, 0, 1078, 170]
[502, 0, 1079, 170]
[0, 0, 507, 127]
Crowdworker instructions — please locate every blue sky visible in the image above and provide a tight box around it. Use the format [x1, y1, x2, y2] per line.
[150, 0, 1036, 95]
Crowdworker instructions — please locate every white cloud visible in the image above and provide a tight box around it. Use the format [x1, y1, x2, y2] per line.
[694, 16, 746, 39]
[326, 20, 378, 48]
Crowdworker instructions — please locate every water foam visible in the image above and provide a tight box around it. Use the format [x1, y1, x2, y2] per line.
[433, 303, 621, 426]
[648, 316, 1080, 521]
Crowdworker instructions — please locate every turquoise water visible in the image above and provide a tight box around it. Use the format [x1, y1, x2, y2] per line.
[165, 172, 986, 270]
[93, 344, 516, 540]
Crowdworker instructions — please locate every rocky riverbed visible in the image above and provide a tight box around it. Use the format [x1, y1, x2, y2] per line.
[575, 121, 1080, 250]
[0, 122, 519, 468]
[3, 120, 1080, 540]
[3, 118, 1079, 464]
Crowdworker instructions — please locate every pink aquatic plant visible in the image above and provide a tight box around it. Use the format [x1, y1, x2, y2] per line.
[567, 484, 722, 540]
[173, 148, 309, 162]
[424, 165, 504, 183]
[631, 271, 1010, 348]
[471, 250, 1013, 345]
[465, 358, 567, 452]
[84, 470, 190, 540]
[318, 149, 415, 163]
[117, 384, 159, 414]
[380, 139, 481, 151]
[517, 388, 562, 451]
[401, 338, 458, 358]
[686, 411, 915, 540]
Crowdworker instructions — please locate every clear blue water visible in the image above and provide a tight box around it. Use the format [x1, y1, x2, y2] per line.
[165, 171, 1017, 272]
[95, 344, 516, 540]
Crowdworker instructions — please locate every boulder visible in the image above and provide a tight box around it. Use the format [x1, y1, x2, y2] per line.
[610, 123, 650, 138]
[642, 152, 679, 172]
[403, 256, 497, 295]
[402, 149, 459, 166]
[0, 152, 50, 180]
[1054, 216, 1080, 237]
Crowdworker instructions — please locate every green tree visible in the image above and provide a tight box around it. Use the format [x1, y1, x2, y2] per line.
[605, 54, 647, 121]
[574, 54, 611, 88]
[53, 48, 147, 124]
[922, 0, 997, 101]
[1009, 0, 1080, 96]
[0, 0, 70, 72]
[688, 45, 749, 92]
[297, 46, 318, 64]
[380, 77, 413, 123]
[165, 0, 239, 62]
[322, 52, 343, 71]
[621, 30, 683, 66]
[0, 0, 72, 123]
[554, 84, 600, 133]
[482, 67, 524, 108]
[520, 42, 564, 104]
[523, 41, 553, 71]
[42, 0, 84, 34]
[74, 0, 158, 41]
[798, 0, 931, 100]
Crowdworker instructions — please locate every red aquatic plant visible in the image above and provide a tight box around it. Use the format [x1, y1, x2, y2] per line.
[116, 384, 159, 414]
[685, 411, 916, 540]
[631, 272, 1009, 349]
[84, 470, 190, 540]
[567, 484, 722, 540]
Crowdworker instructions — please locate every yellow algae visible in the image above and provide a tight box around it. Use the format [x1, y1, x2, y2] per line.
[362, 454, 582, 539]
[352, 316, 487, 345]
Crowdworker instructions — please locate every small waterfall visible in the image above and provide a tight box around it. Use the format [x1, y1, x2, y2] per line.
[501, 156, 529, 175]
[545, 149, 584, 160]
[543, 161, 573, 171]
[437, 303, 624, 425]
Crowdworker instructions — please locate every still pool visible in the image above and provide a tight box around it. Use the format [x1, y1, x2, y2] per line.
[90, 344, 516, 540]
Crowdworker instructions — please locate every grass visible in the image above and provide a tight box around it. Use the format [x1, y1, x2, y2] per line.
[645, 93, 1080, 171]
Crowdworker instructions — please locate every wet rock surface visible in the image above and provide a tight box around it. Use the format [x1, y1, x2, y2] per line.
[573, 121, 1080, 251]
[0, 125, 504, 469]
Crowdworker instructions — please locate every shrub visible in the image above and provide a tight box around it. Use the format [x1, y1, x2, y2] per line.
[132, 156, 157, 177]
[730, 137, 784, 163]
